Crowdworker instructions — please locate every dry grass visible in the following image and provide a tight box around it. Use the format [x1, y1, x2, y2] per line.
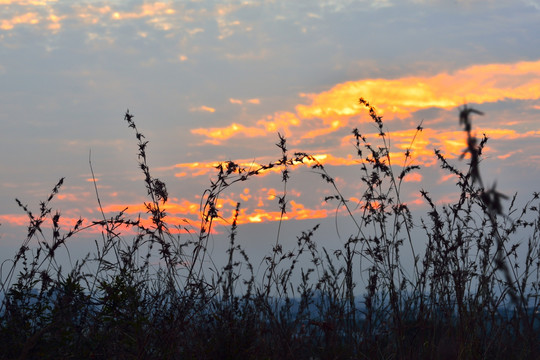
[0, 99, 539, 359]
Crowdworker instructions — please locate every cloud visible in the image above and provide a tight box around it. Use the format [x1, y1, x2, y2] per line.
[1, 12, 39, 30]
[297, 60, 540, 121]
[111, 2, 176, 20]
[1, 1, 180, 34]
[0, 0, 57, 4]
[191, 123, 266, 144]
[190, 59, 540, 146]
[85, 188, 333, 230]
[190, 105, 216, 113]
[172, 154, 360, 180]
[403, 172, 423, 182]
[229, 98, 260, 105]
[214, 2, 257, 39]
[0, 213, 100, 235]
[0, 214, 30, 226]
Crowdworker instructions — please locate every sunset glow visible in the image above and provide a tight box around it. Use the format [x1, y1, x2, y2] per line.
[111, 3, 175, 21]
[1, 12, 39, 30]
[191, 59, 540, 146]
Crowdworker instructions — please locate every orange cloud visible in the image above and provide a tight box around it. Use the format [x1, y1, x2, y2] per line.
[191, 59, 540, 144]
[289, 200, 329, 220]
[238, 201, 329, 224]
[0, 2, 176, 31]
[0, 214, 30, 226]
[191, 105, 216, 113]
[47, 12, 65, 30]
[1, 12, 39, 30]
[90, 192, 334, 231]
[191, 123, 266, 144]
[228, 98, 260, 105]
[298, 60, 540, 121]
[479, 128, 540, 140]
[101, 199, 201, 218]
[1, 3, 109, 30]
[239, 188, 251, 202]
[497, 150, 523, 160]
[111, 2, 175, 20]
[0, 0, 57, 4]
[301, 119, 344, 139]
[256, 112, 301, 136]
[0, 213, 110, 236]
[57, 193, 82, 202]
[75, 5, 111, 25]
[348, 125, 540, 170]
[403, 172, 423, 183]
[171, 154, 361, 180]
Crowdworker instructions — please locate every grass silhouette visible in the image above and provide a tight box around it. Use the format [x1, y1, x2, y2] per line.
[0, 99, 539, 359]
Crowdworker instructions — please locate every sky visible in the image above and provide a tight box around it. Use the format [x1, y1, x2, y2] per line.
[1, 0, 540, 271]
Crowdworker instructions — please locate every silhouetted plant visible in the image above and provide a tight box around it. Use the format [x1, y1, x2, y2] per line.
[0, 103, 538, 359]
